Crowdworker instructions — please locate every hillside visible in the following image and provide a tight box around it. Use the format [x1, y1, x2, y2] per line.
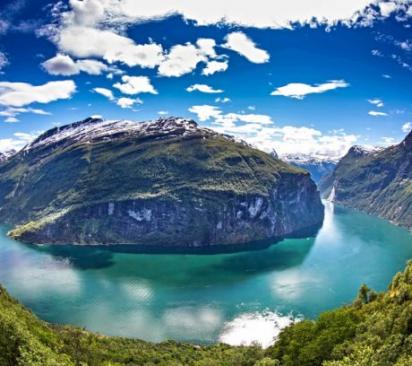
[2, 259, 412, 365]
[320, 131, 412, 230]
[0, 117, 324, 248]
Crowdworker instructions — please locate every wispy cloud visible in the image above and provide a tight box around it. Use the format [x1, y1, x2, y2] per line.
[368, 98, 384, 107]
[271, 80, 349, 99]
[186, 84, 223, 94]
[368, 110, 388, 117]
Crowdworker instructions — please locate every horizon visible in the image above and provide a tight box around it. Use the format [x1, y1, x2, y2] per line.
[1, 0, 412, 160]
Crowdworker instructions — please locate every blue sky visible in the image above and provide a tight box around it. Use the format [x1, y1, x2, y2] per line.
[0, 0, 412, 160]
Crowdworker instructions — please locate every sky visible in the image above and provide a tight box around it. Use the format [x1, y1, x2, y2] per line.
[0, 0, 412, 160]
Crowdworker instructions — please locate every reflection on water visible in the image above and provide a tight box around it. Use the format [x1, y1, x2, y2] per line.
[0, 202, 411, 345]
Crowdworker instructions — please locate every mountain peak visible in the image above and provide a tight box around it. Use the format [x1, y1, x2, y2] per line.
[24, 116, 204, 153]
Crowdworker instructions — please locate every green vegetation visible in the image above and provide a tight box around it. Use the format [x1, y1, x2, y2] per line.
[0, 119, 323, 246]
[2, 260, 412, 365]
[320, 131, 412, 230]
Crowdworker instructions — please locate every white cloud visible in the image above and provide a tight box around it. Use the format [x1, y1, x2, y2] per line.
[93, 86, 142, 109]
[196, 38, 217, 58]
[0, 107, 50, 123]
[402, 121, 412, 133]
[158, 110, 169, 115]
[78, 0, 408, 29]
[271, 80, 349, 99]
[215, 97, 231, 103]
[397, 40, 412, 51]
[113, 75, 157, 95]
[371, 49, 384, 57]
[222, 32, 269, 63]
[189, 104, 272, 126]
[0, 131, 39, 152]
[368, 110, 388, 116]
[0, 52, 8, 70]
[381, 136, 396, 145]
[158, 43, 207, 77]
[42, 53, 109, 76]
[188, 104, 357, 160]
[368, 98, 384, 107]
[202, 60, 229, 76]
[382, 74, 392, 78]
[116, 97, 142, 109]
[0, 80, 76, 107]
[379, 2, 398, 17]
[188, 105, 221, 121]
[186, 84, 223, 94]
[93, 87, 114, 100]
[58, 25, 164, 68]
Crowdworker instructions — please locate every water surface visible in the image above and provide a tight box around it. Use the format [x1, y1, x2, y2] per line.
[0, 202, 411, 346]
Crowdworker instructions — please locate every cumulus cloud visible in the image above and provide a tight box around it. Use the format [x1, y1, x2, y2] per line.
[189, 104, 273, 126]
[202, 60, 228, 76]
[0, 131, 39, 152]
[188, 104, 358, 160]
[0, 80, 76, 107]
[196, 38, 217, 58]
[42, 53, 110, 76]
[93, 87, 114, 100]
[116, 97, 142, 109]
[368, 98, 384, 107]
[158, 43, 207, 77]
[113, 75, 157, 95]
[58, 25, 164, 68]
[71, 0, 410, 29]
[379, 1, 398, 17]
[368, 110, 388, 116]
[222, 32, 269, 63]
[401, 121, 412, 133]
[186, 84, 223, 94]
[271, 80, 349, 99]
[188, 105, 222, 121]
[0, 107, 50, 123]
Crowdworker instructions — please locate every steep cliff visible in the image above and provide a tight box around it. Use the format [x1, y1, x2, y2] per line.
[320, 131, 412, 230]
[0, 117, 324, 248]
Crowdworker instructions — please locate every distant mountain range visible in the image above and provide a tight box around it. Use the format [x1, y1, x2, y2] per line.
[279, 154, 337, 183]
[320, 130, 412, 230]
[0, 117, 324, 248]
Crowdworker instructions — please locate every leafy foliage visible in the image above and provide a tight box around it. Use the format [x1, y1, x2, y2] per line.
[2, 260, 412, 365]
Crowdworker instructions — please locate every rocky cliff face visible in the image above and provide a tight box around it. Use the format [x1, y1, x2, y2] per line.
[0, 117, 324, 248]
[320, 131, 412, 230]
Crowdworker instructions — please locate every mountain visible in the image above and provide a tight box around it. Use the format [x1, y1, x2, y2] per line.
[0, 117, 324, 248]
[2, 259, 412, 365]
[320, 132, 412, 230]
[280, 154, 337, 183]
[0, 149, 16, 163]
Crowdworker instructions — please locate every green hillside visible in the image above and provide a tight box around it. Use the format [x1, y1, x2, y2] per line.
[0, 117, 323, 247]
[320, 130, 412, 230]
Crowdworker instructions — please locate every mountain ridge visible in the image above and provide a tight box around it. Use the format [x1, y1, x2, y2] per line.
[320, 130, 412, 230]
[0, 116, 324, 248]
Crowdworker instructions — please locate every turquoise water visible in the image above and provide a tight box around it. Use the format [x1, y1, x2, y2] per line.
[0, 202, 411, 346]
